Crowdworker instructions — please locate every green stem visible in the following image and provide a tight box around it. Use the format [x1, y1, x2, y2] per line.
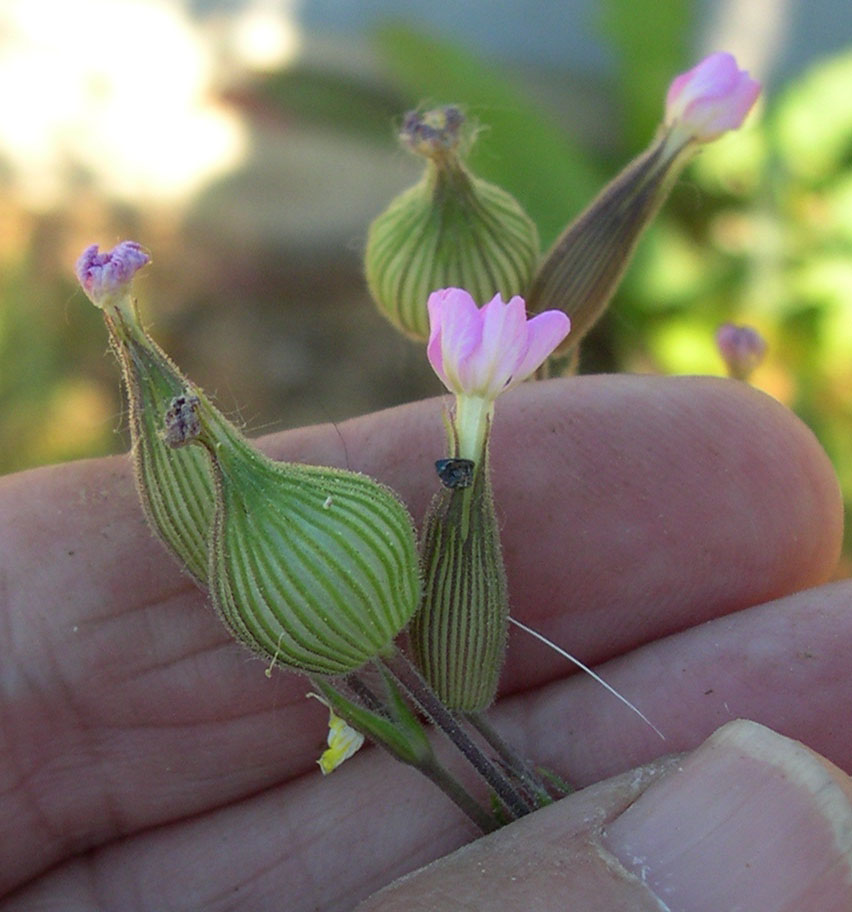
[319, 673, 499, 833]
[466, 712, 553, 807]
[417, 758, 500, 833]
[380, 651, 534, 819]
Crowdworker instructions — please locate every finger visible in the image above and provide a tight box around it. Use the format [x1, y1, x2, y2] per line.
[356, 720, 852, 912]
[490, 579, 852, 787]
[4, 581, 850, 909]
[0, 376, 840, 890]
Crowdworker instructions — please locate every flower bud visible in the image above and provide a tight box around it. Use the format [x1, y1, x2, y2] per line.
[665, 52, 760, 145]
[171, 396, 422, 677]
[716, 322, 767, 380]
[77, 242, 215, 583]
[365, 106, 540, 341]
[526, 53, 760, 368]
[77, 242, 151, 310]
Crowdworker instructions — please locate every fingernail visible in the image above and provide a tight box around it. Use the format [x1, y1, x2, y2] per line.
[603, 719, 852, 911]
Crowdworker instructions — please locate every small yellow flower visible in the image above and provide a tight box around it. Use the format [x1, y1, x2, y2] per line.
[307, 693, 365, 775]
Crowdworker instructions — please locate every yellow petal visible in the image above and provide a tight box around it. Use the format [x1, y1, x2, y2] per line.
[307, 693, 365, 775]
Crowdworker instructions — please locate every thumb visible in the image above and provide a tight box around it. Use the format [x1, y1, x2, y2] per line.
[358, 720, 852, 911]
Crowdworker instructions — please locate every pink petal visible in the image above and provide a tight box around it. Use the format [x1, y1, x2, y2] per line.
[667, 52, 739, 111]
[425, 290, 570, 401]
[427, 288, 481, 394]
[75, 240, 150, 305]
[460, 293, 527, 396]
[508, 310, 571, 390]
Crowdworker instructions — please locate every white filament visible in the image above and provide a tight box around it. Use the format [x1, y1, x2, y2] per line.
[509, 616, 666, 741]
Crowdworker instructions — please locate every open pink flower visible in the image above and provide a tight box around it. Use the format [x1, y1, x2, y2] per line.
[76, 241, 150, 308]
[665, 52, 761, 143]
[427, 288, 570, 401]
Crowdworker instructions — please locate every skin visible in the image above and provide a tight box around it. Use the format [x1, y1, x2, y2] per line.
[0, 375, 850, 910]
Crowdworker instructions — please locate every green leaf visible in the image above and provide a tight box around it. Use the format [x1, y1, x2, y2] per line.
[314, 678, 432, 768]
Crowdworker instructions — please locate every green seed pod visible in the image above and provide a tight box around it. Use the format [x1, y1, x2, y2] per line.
[169, 396, 422, 676]
[410, 445, 508, 712]
[365, 106, 540, 341]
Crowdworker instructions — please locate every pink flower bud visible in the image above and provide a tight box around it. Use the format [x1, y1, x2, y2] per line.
[426, 288, 570, 402]
[76, 241, 150, 307]
[665, 52, 761, 143]
[716, 322, 767, 380]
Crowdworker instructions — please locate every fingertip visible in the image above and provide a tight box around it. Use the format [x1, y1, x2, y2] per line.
[701, 377, 843, 589]
[603, 719, 852, 911]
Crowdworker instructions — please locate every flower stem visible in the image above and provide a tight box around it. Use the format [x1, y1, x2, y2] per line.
[417, 758, 500, 833]
[339, 672, 499, 832]
[380, 651, 534, 819]
[465, 712, 554, 806]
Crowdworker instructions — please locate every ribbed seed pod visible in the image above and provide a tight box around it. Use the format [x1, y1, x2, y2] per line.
[365, 107, 540, 341]
[175, 402, 422, 676]
[410, 447, 508, 711]
[103, 301, 216, 585]
[80, 242, 422, 677]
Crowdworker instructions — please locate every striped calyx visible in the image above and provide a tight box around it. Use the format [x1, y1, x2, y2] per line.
[410, 444, 508, 711]
[78, 258, 216, 585]
[78, 243, 421, 677]
[365, 106, 539, 341]
[113, 318, 215, 584]
[526, 136, 691, 361]
[195, 416, 422, 676]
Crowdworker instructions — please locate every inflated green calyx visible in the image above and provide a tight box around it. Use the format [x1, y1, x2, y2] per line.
[168, 395, 422, 676]
[365, 106, 540, 341]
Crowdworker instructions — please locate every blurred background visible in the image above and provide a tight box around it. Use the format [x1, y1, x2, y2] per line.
[0, 0, 850, 560]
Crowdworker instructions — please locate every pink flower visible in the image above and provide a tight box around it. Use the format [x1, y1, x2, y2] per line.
[76, 241, 150, 307]
[427, 288, 570, 401]
[665, 52, 761, 143]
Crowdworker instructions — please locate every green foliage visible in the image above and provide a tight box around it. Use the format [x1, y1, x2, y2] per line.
[597, 0, 694, 150]
[254, 65, 403, 142]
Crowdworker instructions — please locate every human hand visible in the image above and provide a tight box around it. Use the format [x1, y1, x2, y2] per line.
[1, 375, 849, 910]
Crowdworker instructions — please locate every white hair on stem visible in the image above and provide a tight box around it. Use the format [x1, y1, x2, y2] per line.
[508, 616, 666, 741]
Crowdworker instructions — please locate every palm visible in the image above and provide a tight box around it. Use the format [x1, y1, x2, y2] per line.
[1, 376, 848, 911]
